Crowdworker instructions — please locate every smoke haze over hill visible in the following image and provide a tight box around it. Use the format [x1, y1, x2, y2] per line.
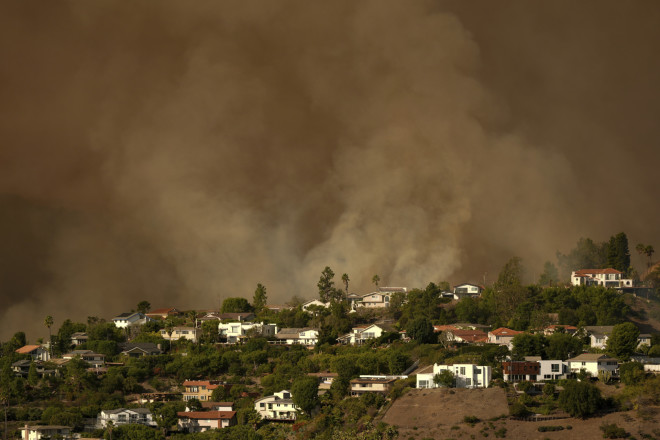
[1, 1, 659, 339]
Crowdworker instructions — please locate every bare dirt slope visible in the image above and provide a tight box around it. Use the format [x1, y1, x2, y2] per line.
[627, 294, 660, 334]
[382, 387, 660, 440]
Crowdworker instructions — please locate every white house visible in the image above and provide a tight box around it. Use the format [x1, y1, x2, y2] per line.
[338, 323, 398, 345]
[301, 300, 330, 312]
[160, 326, 198, 343]
[97, 408, 156, 428]
[539, 360, 569, 381]
[584, 326, 615, 349]
[218, 322, 278, 344]
[111, 312, 153, 329]
[567, 353, 619, 377]
[347, 287, 407, 310]
[177, 411, 236, 432]
[62, 350, 105, 368]
[255, 390, 299, 421]
[20, 426, 73, 440]
[15, 345, 50, 362]
[571, 268, 633, 290]
[416, 364, 492, 389]
[274, 328, 319, 346]
[452, 283, 484, 300]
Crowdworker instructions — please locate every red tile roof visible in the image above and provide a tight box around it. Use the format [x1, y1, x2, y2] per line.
[177, 411, 236, 420]
[183, 380, 220, 389]
[449, 329, 488, 343]
[16, 345, 41, 354]
[489, 327, 523, 337]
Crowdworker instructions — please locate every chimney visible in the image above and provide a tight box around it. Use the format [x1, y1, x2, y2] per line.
[24, 424, 29, 440]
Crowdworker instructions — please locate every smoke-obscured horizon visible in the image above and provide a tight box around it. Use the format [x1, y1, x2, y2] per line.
[2, 1, 659, 340]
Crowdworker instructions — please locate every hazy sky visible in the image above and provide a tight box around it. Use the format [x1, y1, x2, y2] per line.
[1, 1, 659, 340]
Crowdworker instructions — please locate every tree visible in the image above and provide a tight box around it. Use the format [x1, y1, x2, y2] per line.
[44, 315, 54, 357]
[607, 232, 631, 274]
[317, 267, 336, 302]
[406, 317, 435, 343]
[164, 320, 174, 352]
[538, 261, 559, 286]
[186, 398, 202, 411]
[27, 362, 39, 386]
[494, 257, 527, 322]
[433, 369, 455, 388]
[252, 283, 267, 313]
[341, 273, 350, 294]
[557, 237, 608, 279]
[619, 362, 645, 386]
[558, 380, 602, 418]
[372, 274, 380, 287]
[137, 301, 151, 314]
[221, 297, 252, 313]
[291, 376, 319, 416]
[511, 333, 547, 359]
[606, 322, 640, 361]
[545, 332, 583, 360]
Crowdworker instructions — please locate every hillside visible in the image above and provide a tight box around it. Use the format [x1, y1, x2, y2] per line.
[382, 387, 660, 440]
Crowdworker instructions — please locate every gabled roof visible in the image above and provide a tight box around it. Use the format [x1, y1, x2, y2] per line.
[16, 345, 42, 354]
[448, 329, 488, 343]
[574, 268, 623, 275]
[177, 411, 236, 420]
[453, 283, 485, 289]
[183, 380, 220, 389]
[489, 327, 523, 337]
[567, 353, 619, 362]
[584, 325, 616, 336]
[147, 307, 180, 315]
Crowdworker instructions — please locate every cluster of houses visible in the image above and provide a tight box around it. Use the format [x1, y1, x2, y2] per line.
[13, 272, 659, 437]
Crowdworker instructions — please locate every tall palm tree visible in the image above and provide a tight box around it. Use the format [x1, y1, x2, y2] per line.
[341, 273, 350, 299]
[372, 274, 380, 288]
[44, 315, 54, 357]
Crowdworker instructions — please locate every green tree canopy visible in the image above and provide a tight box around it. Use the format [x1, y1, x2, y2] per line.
[433, 369, 454, 388]
[291, 375, 319, 415]
[607, 232, 631, 274]
[252, 283, 267, 313]
[137, 300, 151, 314]
[606, 322, 640, 361]
[317, 266, 336, 303]
[511, 333, 547, 359]
[221, 297, 253, 313]
[558, 380, 601, 418]
[406, 317, 435, 344]
[545, 332, 583, 360]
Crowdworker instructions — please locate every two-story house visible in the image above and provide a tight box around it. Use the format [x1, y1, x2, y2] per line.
[145, 307, 182, 320]
[274, 328, 319, 346]
[567, 353, 619, 377]
[62, 350, 105, 368]
[502, 360, 540, 382]
[538, 360, 569, 381]
[347, 287, 407, 310]
[97, 408, 156, 428]
[111, 312, 153, 329]
[350, 376, 398, 396]
[488, 328, 523, 349]
[416, 364, 491, 389]
[218, 322, 278, 344]
[177, 411, 236, 432]
[20, 425, 73, 440]
[337, 323, 398, 345]
[15, 345, 50, 361]
[584, 326, 615, 349]
[452, 283, 485, 300]
[254, 390, 299, 421]
[571, 268, 633, 290]
[160, 326, 198, 343]
[182, 380, 221, 401]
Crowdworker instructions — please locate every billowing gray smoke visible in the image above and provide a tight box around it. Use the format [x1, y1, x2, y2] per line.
[1, 1, 659, 339]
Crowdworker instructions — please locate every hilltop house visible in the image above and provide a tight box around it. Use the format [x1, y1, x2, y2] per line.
[567, 353, 619, 377]
[538, 360, 569, 381]
[15, 345, 50, 362]
[255, 390, 299, 421]
[571, 268, 633, 290]
[347, 287, 407, 310]
[20, 426, 73, 440]
[177, 411, 236, 432]
[145, 308, 182, 320]
[111, 312, 153, 329]
[337, 323, 398, 345]
[182, 380, 221, 402]
[502, 360, 540, 382]
[274, 328, 319, 346]
[584, 326, 615, 349]
[118, 342, 162, 358]
[488, 328, 523, 349]
[350, 376, 401, 396]
[416, 364, 492, 389]
[301, 300, 330, 312]
[160, 326, 198, 343]
[62, 350, 105, 368]
[452, 283, 485, 300]
[218, 322, 277, 343]
[97, 408, 156, 428]
[70, 332, 88, 346]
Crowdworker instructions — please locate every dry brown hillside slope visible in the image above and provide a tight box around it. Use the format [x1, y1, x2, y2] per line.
[627, 294, 660, 334]
[382, 387, 660, 440]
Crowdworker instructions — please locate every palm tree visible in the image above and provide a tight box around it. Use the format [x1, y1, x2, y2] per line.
[341, 273, 350, 297]
[645, 245, 655, 268]
[372, 274, 380, 288]
[44, 315, 53, 357]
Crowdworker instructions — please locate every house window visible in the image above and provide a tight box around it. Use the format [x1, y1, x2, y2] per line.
[460, 367, 466, 375]
[475, 369, 481, 374]
[260, 403, 265, 408]
[551, 364, 559, 372]
[466, 378, 472, 386]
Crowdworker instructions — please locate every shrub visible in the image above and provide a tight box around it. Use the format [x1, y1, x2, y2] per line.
[494, 427, 507, 438]
[538, 426, 564, 432]
[558, 380, 602, 418]
[509, 402, 530, 418]
[600, 423, 629, 439]
[464, 415, 480, 425]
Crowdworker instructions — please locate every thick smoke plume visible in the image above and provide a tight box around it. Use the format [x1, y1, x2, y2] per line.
[1, 1, 659, 339]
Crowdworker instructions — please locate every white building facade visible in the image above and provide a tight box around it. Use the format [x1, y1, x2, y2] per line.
[417, 364, 492, 389]
[254, 390, 299, 421]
